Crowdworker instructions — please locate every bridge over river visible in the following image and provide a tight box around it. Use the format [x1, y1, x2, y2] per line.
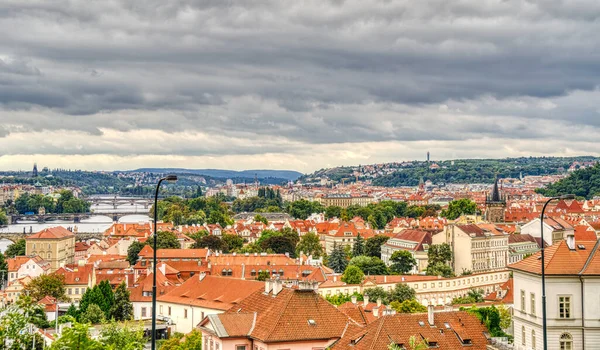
[8, 212, 141, 224]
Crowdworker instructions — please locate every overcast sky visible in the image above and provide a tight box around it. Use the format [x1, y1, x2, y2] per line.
[1, 0, 600, 173]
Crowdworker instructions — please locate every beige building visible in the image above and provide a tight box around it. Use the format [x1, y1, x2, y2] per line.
[25, 227, 75, 272]
[433, 223, 509, 275]
[320, 194, 374, 208]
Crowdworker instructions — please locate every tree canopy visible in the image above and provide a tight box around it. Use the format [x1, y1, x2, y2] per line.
[296, 232, 324, 258]
[441, 198, 477, 220]
[349, 255, 389, 275]
[341, 265, 365, 284]
[537, 163, 600, 199]
[4, 238, 26, 258]
[23, 274, 68, 301]
[389, 250, 417, 274]
[328, 244, 348, 273]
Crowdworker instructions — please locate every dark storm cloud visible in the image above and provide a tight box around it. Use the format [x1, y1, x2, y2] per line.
[0, 0, 599, 152]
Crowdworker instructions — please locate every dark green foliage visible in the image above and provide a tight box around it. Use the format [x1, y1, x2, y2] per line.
[260, 236, 296, 257]
[352, 233, 365, 257]
[363, 286, 389, 305]
[66, 304, 80, 320]
[389, 250, 417, 274]
[341, 265, 365, 284]
[537, 163, 600, 199]
[328, 244, 348, 273]
[4, 239, 26, 258]
[155, 231, 180, 249]
[296, 232, 324, 258]
[127, 241, 146, 266]
[23, 274, 68, 301]
[256, 270, 270, 281]
[222, 234, 244, 252]
[349, 255, 389, 275]
[79, 281, 114, 320]
[389, 283, 417, 303]
[441, 198, 478, 219]
[194, 235, 227, 251]
[462, 305, 512, 340]
[390, 299, 427, 313]
[364, 235, 390, 258]
[110, 282, 133, 321]
[286, 199, 324, 220]
[80, 304, 105, 324]
[426, 262, 454, 278]
[426, 243, 454, 277]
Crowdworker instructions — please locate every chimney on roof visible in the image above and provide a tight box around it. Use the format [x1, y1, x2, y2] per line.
[351, 295, 357, 304]
[363, 295, 369, 307]
[159, 263, 166, 276]
[273, 277, 283, 296]
[373, 306, 379, 318]
[566, 234, 575, 250]
[265, 279, 273, 294]
[376, 298, 382, 308]
[199, 272, 206, 281]
[241, 263, 245, 280]
[428, 305, 435, 326]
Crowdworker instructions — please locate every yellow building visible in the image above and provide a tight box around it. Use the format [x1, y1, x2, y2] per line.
[25, 227, 75, 272]
[320, 194, 374, 208]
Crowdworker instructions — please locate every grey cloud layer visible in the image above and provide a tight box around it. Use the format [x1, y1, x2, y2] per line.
[0, 0, 599, 162]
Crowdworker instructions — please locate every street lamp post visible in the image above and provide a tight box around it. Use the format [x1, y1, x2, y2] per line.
[151, 175, 178, 350]
[540, 194, 575, 350]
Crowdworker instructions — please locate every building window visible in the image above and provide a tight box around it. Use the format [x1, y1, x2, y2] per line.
[75, 288, 79, 295]
[184, 309, 188, 319]
[532, 330, 536, 350]
[68, 288, 72, 295]
[168, 307, 171, 316]
[560, 333, 573, 350]
[530, 293, 536, 315]
[141, 307, 147, 318]
[236, 346, 247, 350]
[47, 253, 51, 259]
[160, 305, 163, 314]
[559, 296, 571, 319]
[522, 326, 526, 345]
[521, 290, 526, 312]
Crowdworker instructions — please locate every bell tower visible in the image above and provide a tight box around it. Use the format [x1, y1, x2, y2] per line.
[485, 177, 506, 223]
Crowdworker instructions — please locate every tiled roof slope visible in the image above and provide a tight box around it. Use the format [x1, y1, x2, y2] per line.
[27, 227, 74, 239]
[331, 311, 489, 350]
[510, 240, 600, 275]
[219, 288, 350, 343]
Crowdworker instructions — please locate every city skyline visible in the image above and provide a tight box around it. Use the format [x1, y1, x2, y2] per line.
[1, 1, 600, 172]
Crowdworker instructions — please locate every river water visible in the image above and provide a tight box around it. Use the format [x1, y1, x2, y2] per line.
[0, 197, 152, 253]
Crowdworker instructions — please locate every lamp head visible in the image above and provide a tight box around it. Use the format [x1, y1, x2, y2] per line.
[559, 194, 576, 200]
[164, 174, 178, 183]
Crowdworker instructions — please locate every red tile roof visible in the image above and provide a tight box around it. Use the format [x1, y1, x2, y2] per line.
[157, 275, 264, 310]
[27, 227, 74, 240]
[510, 240, 600, 275]
[332, 311, 490, 350]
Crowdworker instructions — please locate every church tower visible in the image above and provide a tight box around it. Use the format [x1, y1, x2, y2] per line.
[32, 163, 38, 177]
[485, 178, 506, 223]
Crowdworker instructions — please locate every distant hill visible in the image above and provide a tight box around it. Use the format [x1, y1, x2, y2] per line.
[536, 163, 600, 199]
[300, 156, 600, 186]
[130, 168, 303, 181]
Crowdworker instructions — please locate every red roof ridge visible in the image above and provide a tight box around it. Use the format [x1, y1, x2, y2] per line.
[579, 239, 600, 274]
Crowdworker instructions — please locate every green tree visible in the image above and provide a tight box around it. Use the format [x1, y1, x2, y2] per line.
[194, 235, 226, 251]
[0, 209, 7, 225]
[390, 299, 427, 313]
[349, 255, 389, 275]
[327, 244, 348, 273]
[388, 335, 429, 350]
[49, 321, 106, 350]
[0, 252, 6, 285]
[441, 198, 477, 220]
[98, 280, 115, 319]
[23, 274, 68, 301]
[341, 265, 364, 284]
[296, 232, 324, 258]
[389, 283, 416, 303]
[452, 288, 484, 304]
[155, 231, 180, 249]
[389, 250, 417, 274]
[286, 199, 323, 220]
[256, 270, 270, 281]
[222, 234, 244, 252]
[497, 304, 512, 330]
[0, 302, 44, 350]
[4, 238, 26, 258]
[325, 292, 364, 306]
[80, 304, 106, 324]
[66, 303, 80, 320]
[363, 286, 389, 305]
[325, 206, 342, 219]
[111, 282, 133, 322]
[352, 233, 365, 257]
[254, 214, 268, 225]
[260, 236, 296, 257]
[462, 305, 511, 339]
[127, 241, 146, 266]
[158, 329, 202, 350]
[364, 235, 390, 258]
[100, 320, 146, 350]
[426, 262, 454, 278]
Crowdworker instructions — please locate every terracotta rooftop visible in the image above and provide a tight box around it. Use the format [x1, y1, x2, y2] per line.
[27, 227, 74, 240]
[332, 311, 490, 350]
[157, 275, 264, 310]
[203, 287, 350, 343]
[139, 246, 209, 260]
[510, 240, 600, 275]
